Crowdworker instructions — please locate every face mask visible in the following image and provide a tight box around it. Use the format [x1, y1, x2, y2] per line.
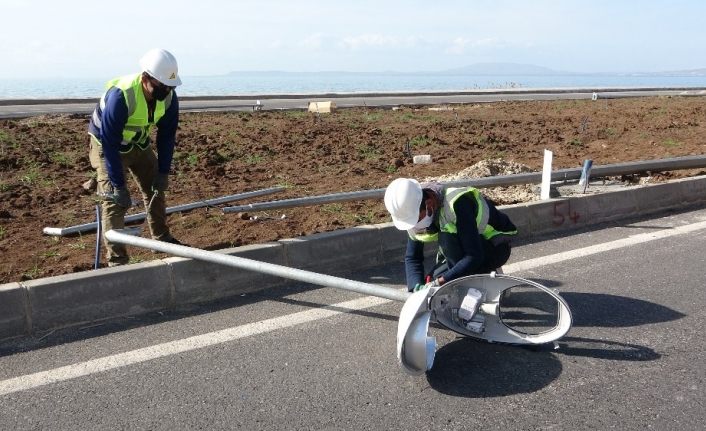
[414, 210, 434, 230]
[152, 86, 171, 101]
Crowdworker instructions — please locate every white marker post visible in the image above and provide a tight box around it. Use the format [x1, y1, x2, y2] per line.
[540, 149, 553, 200]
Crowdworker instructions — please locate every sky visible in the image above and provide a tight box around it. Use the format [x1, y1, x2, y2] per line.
[1, 0, 705, 79]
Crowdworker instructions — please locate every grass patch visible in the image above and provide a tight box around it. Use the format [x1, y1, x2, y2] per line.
[321, 203, 344, 214]
[41, 250, 61, 259]
[568, 138, 584, 147]
[20, 165, 42, 185]
[663, 138, 681, 148]
[50, 151, 75, 168]
[274, 176, 294, 188]
[0, 225, 5, 240]
[0, 130, 17, 152]
[400, 113, 416, 122]
[243, 154, 264, 164]
[409, 135, 431, 147]
[186, 153, 199, 166]
[22, 264, 42, 280]
[283, 110, 309, 119]
[357, 145, 381, 160]
[354, 211, 377, 224]
[68, 237, 89, 250]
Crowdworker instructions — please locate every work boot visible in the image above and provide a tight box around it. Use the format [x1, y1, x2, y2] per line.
[107, 256, 130, 267]
[156, 235, 189, 247]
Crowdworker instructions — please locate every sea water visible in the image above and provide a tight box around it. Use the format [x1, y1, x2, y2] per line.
[0, 73, 704, 99]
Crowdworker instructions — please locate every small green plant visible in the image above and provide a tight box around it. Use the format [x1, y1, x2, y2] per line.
[128, 256, 144, 264]
[409, 135, 430, 147]
[0, 181, 10, 192]
[274, 176, 293, 188]
[22, 264, 42, 280]
[186, 153, 199, 166]
[0, 130, 17, 154]
[0, 225, 6, 240]
[243, 154, 264, 164]
[364, 113, 382, 122]
[322, 203, 344, 214]
[207, 212, 224, 225]
[0, 130, 11, 143]
[20, 166, 41, 185]
[568, 138, 583, 147]
[50, 151, 74, 168]
[357, 145, 381, 160]
[284, 110, 308, 119]
[385, 164, 398, 173]
[663, 138, 680, 148]
[400, 113, 415, 122]
[41, 250, 61, 259]
[68, 235, 88, 250]
[354, 211, 376, 224]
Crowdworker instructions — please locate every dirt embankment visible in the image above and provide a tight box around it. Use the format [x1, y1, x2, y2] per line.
[1, 96, 705, 283]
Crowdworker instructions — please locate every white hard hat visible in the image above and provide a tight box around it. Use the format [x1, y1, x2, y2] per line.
[139, 49, 182, 87]
[384, 178, 423, 230]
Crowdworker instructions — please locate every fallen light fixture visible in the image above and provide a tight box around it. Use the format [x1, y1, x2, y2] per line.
[105, 229, 572, 375]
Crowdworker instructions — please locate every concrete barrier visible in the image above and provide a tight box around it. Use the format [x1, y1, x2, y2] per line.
[1, 176, 705, 342]
[280, 226, 381, 273]
[167, 242, 286, 306]
[0, 283, 27, 340]
[24, 261, 172, 332]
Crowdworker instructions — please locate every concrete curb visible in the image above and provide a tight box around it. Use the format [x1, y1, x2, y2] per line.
[2, 176, 705, 342]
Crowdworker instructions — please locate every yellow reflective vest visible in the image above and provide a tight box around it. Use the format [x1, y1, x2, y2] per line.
[91, 73, 173, 153]
[409, 187, 517, 242]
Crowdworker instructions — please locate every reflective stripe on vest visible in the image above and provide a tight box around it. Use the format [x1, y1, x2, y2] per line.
[409, 187, 513, 243]
[93, 73, 172, 153]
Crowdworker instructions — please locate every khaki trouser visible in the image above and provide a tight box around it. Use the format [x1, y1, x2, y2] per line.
[89, 136, 170, 266]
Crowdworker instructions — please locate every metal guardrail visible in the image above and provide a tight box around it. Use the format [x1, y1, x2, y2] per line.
[222, 155, 706, 213]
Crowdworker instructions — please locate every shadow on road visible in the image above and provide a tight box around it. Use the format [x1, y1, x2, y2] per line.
[426, 337, 561, 398]
[427, 333, 660, 398]
[561, 292, 685, 327]
[524, 279, 685, 328]
[553, 336, 660, 361]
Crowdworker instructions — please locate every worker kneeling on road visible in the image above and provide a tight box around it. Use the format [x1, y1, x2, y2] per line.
[384, 178, 517, 292]
[88, 48, 184, 266]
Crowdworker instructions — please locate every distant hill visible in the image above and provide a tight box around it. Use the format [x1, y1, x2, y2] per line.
[440, 63, 566, 75]
[629, 68, 706, 77]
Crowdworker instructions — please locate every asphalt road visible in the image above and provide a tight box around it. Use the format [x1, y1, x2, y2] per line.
[1, 88, 705, 119]
[1, 207, 705, 430]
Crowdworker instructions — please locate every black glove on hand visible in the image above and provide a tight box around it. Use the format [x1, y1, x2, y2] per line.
[152, 173, 169, 193]
[112, 188, 132, 208]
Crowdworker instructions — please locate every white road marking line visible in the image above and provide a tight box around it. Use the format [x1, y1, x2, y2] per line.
[504, 219, 706, 273]
[2, 217, 706, 395]
[0, 296, 389, 396]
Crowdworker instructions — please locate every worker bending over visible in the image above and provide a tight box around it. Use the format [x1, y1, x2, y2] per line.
[88, 49, 183, 266]
[384, 178, 517, 291]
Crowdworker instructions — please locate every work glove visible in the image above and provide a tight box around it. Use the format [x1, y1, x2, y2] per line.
[152, 173, 169, 193]
[111, 187, 132, 209]
[413, 278, 441, 292]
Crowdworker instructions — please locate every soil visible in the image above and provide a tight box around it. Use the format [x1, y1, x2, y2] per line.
[1, 96, 705, 283]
